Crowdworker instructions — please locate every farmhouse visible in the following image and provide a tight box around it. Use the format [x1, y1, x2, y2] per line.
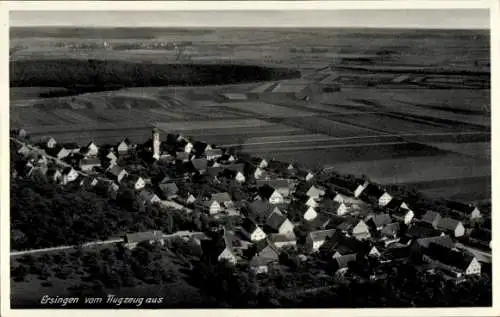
[245, 165, 268, 181]
[265, 211, 295, 235]
[422, 243, 481, 276]
[249, 243, 280, 274]
[319, 199, 351, 216]
[201, 229, 239, 265]
[255, 179, 294, 197]
[222, 169, 246, 183]
[296, 170, 314, 182]
[40, 136, 57, 149]
[240, 218, 267, 242]
[177, 139, 194, 153]
[306, 229, 336, 252]
[251, 157, 268, 169]
[123, 230, 164, 249]
[258, 185, 284, 205]
[406, 222, 443, 240]
[328, 178, 360, 197]
[79, 157, 101, 172]
[380, 222, 401, 240]
[202, 199, 223, 215]
[82, 141, 99, 157]
[193, 141, 212, 156]
[415, 235, 455, 250]
[300, 206, 318, 221]
[447, 201, 482, 221]
[437, 217, 465, 238]
[384, 198, 411, 212]
[269, 233, 297, 249]
[359, 183, 393, 207]
[116, 138, 131, 155]
[336, 218, 371, 241]
[61, 167, 79, 185]
[366, 213, 392, 231]
[421, 210, 442, 229]
[46, 144, 71, 160]
[106, 166, 128, 184]
[137, 190, 161, 206]
[390, 207, 415, 225]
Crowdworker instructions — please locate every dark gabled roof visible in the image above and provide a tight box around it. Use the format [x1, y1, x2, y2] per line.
[250, 244, 280, 267]
[185, 158, 208, 172]
[207, 166, 223, 177]
[259, 184, 278, 200]
[381, 222, 401, 237]
[382, 246, 411, 260]
[368, 213, 392, 228]
[360, 184, 385, 200]
[206, 148, 223, 157]
[318, 199, 342, 212]
[416, 235, 455, 249]
[193, 141, 210, 154]
[266, 212, 288, 231]
[166, 133, 180, 145]
[384, 198, 405, 211]
[470, 228, 491, 242]
[60, 142, 80, 150]
[424, 243, 476, 271]
[309, 229, 336, 242]
[406, 222, 442, 239]
[62, 166, 76, 175]
[107, 165, 125, 176]
[176, 152, 190, 160]
[125, 230, 163, 243]
[256, 178, 292, 190]
[241, 217, 259, 234]
[269, 233, 296, 243]
[306, 212, 331, 230]
[446, 201, 476, 214]
[328, 177, 360, 193]
[159, 183, 179, 196]
[333, 254, 357, 269]
[247, 200, 272, 218]
[251, 157, 267, 165]
[391, 206, 413, 218]
[421, 210, 441, 223]
[437, 217, 463, 231]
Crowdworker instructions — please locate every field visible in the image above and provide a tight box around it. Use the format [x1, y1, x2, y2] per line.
[10, 27, 491, 203]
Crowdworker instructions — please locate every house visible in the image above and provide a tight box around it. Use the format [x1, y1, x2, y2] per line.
[82, 141, 99, 157]
[255, 179, 293, 197]
[249, 243, 280, 274]
[415, 235, 456, 250]
[269, 233, 297, 249]
[301, 195, 319, 208]
[359, 184, 393, 207]
[353, 180, 370, 198]
[61, 142, 81, 154]
[177, 139, 194, 153]
[106, 166, 128, 184]
[193, 141, 212, 156]
[437, 217, 465, 238]
[447, 201, 482, 221]
[422, 243, 481, 276]
[222, 169, 246, 183]
[319, 199, 351, 216]
[46, 168, 63, 183]
[116, 138, 131, 155]
[380, 222, 401, 240]
[201, 229, 239, 265]
[46, 144, 71, 160]
[265, 211, 295, 235]
[206, 149, 223, 161]
[218, 153, 237, 164]
[328, 178, 360, 197]
[366, 213, 392, 231]
[123, 230, 164, 249]
[245, 165, 268, 181]
[301, 206, 318, 221]
[186, 158, 208, 174]
[384, 198, 411, 212]
[11, 128, 28, 138]
[61, 167, 79, 185]
[202, 199, 222, 215]
[421, 210, 442, 228]
[258, 185, 284, 204]
[390, 207, 415, 225]
[79, 157, 101, 172]
[296, 170, 314, 182]
[212, 192, 233, 208]
[406, 222, 443, 240]
[16, 144, 31, 157]
[41, 136, 57, 149]
[251, 157, 268, 169]
[306, 229, 336, 252]
[127, 175, 146, 191]
[240, 218, 267, 242]
[177, 191, 197, 206]
[336, 218, 371, 241]
[159, 183, 179, 199]
[247, 200, 274, 221]
[81, 176, 99, 188]
[27, 165, 48, 179]
[468, 228, 491, 250]
[305, 185, 325, 199]
[207, 166, 223, 178]
[105, 151, 118, 164]
[306, 212, 332, 230]
[137, 190, 161, 206]
[332, 254, 357, 275]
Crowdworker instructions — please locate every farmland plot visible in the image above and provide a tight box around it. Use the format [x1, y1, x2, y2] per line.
[280, 116, 384, 137]
[222, 101, 317, 118]
[154, 118, 274, 132]
[427, 142, 491, 160]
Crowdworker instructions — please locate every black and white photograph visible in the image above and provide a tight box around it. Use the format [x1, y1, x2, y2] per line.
[2, 0, 497, 314]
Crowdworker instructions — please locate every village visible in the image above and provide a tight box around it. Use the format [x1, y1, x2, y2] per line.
[10, 126, 492, 286]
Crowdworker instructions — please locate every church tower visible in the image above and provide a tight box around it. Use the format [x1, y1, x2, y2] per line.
[152, 128, 160, 160]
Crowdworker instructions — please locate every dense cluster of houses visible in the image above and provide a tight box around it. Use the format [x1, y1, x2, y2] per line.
[10, 127, 491, 283]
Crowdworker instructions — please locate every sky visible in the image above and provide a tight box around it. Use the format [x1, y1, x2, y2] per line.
[9, 9, 490, 29]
